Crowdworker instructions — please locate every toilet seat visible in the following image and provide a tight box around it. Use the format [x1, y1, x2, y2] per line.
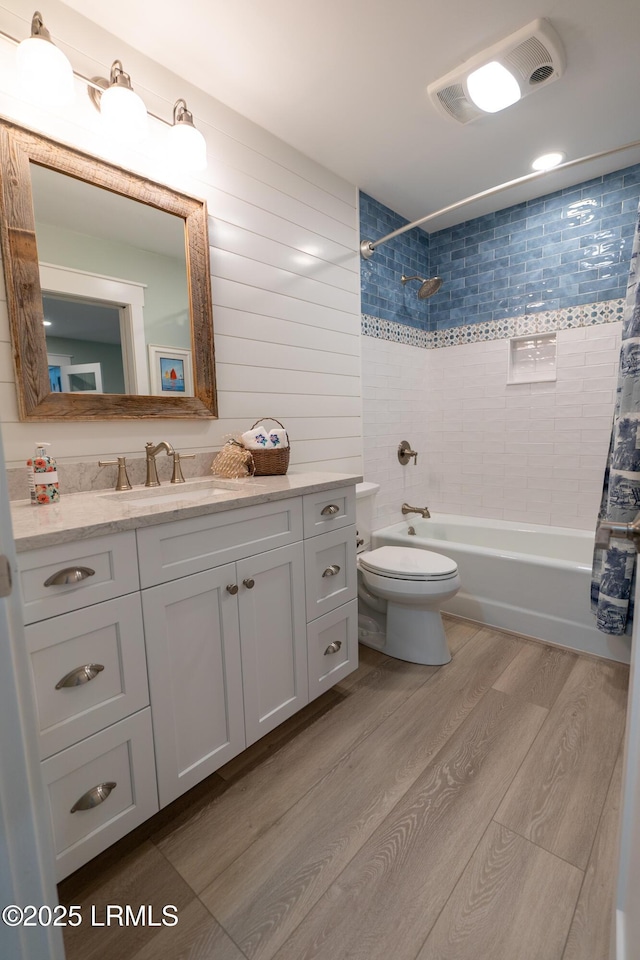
[358, 546, 458, 581]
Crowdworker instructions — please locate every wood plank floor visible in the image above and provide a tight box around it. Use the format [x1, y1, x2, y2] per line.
[58, 617, 629, 960]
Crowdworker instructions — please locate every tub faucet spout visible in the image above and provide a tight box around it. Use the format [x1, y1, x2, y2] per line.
[402, 503, 431, 519]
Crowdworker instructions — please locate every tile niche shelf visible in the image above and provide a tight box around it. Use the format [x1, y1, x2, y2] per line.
[507, 332, 557, 384]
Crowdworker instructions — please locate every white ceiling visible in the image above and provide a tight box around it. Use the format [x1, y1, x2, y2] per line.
[60, 0, 640, 231]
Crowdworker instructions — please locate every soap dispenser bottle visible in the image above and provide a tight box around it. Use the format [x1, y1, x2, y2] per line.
[27, 442, 60, 505]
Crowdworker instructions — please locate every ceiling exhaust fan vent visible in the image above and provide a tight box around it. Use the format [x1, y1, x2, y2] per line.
[427, 18, 565, 124]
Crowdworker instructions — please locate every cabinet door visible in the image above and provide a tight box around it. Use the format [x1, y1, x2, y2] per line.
[237, 542, 308, 746]
[142, 564, 246, 807]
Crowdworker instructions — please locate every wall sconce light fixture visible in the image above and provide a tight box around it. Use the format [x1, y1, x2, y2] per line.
[6, 11, 208, 175]
[15, 10, 74, 106]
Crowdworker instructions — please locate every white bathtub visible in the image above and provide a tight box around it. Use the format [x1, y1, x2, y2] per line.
[372, 514, 631, 664]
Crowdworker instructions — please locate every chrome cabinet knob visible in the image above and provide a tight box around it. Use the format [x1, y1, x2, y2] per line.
[321, 504, 340, 516]
[226, 584, 239, 595]
[243, 578, 255, 589]
[322, 564, 341, 578]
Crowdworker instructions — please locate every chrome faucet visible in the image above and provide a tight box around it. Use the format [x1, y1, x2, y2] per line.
[402, 503, 431, 519]
[145, 440, 175, 486]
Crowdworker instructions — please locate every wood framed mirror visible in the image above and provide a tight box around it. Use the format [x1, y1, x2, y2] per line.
[0, 119, 217, 420]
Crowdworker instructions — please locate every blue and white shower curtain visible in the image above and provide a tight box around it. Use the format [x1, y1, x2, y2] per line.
[591, 199, 640, 635]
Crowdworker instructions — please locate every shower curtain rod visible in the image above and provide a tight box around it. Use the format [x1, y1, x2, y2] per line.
[360, 138, 640, 259]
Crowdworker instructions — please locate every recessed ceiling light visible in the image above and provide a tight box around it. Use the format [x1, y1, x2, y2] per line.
[42, 320, 52, 326]
[532, 151, 565, 171]
[466, 61, 521, 113]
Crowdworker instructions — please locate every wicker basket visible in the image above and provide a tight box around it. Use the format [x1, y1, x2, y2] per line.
[249, 417, 290, 476]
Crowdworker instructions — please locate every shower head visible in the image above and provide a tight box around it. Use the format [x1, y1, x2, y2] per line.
[401, 275, 443, 299]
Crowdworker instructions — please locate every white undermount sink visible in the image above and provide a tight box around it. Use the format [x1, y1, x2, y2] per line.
[99, 478, 254, 507]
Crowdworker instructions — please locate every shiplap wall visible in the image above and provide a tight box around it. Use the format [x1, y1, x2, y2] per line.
[0, 0, 362, 473]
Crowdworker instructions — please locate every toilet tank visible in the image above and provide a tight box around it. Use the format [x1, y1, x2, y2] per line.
[355, 482, 380, 553]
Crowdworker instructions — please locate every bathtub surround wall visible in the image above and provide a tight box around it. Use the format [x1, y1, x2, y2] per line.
[361, 165, 640, 334]
[362, 325, 620, 532]
[429, 164, 640, 329]
[361, 174, 640, 531]
[359, 192, 429, 330]
[0, 1, 362, 481]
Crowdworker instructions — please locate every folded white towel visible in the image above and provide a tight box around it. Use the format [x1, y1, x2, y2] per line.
[241, 424, 271, 449]
[268, 428, 288, 449]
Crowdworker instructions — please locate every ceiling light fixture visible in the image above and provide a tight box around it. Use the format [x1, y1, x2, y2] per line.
[90, 60, 148, 143]
[532, 151, 565, 171]
[15, 10, 74, 106]
[168, 99, 207, 173]
[428, 18, 565, 123]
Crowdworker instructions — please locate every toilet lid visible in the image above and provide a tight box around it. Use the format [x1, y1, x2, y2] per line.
[359, 546, 458, 580]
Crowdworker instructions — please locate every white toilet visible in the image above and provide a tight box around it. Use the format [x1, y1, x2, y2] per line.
[356, 482, 461, 665]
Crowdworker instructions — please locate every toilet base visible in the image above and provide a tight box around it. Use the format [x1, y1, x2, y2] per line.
[357, 596, 451, 666]
[386, 601, 451, 665]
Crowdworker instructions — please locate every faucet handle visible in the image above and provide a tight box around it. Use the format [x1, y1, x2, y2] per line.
[171, 452, 196, 484]
[398, 441, 418, 465]
[98, 457, 132, 491]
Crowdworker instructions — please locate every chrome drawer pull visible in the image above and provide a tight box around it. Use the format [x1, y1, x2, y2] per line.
[70, 781, 117, 813]
[243, 578, 255, 589]
[55, 663, 105, 689]
[321, 504, 340, 516]
[226, 584, 239, 595]
[322, 564, 341, 578]
[324, 640, 342, 655]
[44, 566, 95, 587]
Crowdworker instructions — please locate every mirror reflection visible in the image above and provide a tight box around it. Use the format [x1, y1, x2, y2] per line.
[30, 163, 193, 396]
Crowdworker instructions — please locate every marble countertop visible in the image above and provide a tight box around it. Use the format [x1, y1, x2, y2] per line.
[11, 471, 363, 551]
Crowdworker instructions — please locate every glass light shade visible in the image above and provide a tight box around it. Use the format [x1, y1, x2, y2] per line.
[532, 151, 565, 171]
[168, 121, 207, 173]
[99, 84, 148, 143]
[15, 36, 74, 106]
[466, 61, 521, 113]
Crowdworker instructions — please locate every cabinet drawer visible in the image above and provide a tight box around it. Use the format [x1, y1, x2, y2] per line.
[308, 599, 358, 700]
[19, 531, 139, 624]
[136, 498, 303, 587]
[26, 594, 149, 759]
[304, 525, 357, 621]
[41, 708, 158, 881]
[303, 486, 356, 539]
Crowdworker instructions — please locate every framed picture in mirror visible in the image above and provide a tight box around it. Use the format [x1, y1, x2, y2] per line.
[148, 345, 193, 396]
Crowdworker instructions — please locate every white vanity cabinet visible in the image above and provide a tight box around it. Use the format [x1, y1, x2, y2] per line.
[16, 480, 359, 877]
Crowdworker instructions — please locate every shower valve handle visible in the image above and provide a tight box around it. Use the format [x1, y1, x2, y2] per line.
[595, 515, 640, 552]
[398, 441, 418, 466]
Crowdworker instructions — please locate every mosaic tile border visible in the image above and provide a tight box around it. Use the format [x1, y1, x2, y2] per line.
[361, 300, 625, 349]
[361, 315, 433, 348]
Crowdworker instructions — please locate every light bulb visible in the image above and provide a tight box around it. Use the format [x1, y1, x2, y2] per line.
[467, 61, 521, 113]
[98, 61, 147, 143]
[16, 13, 74, 107]
[168, 99, 207, 173]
